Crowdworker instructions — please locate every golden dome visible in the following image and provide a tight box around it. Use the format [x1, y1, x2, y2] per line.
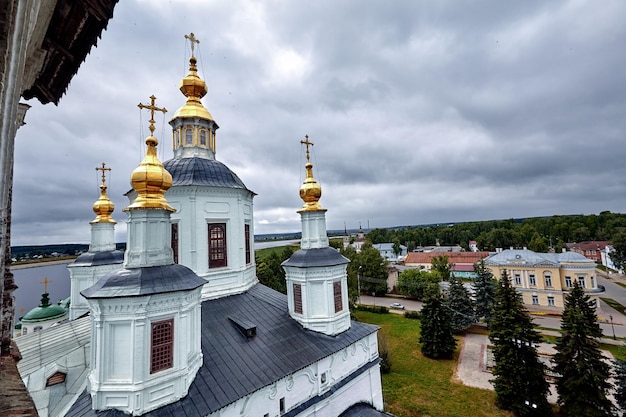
[91, 183, 116, 224]
[171, 56, 214, 121]
[298, 161, 325, 212]
[125, 134, 175, 212]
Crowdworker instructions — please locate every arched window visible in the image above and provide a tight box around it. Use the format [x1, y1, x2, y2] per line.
[173, 130, 179, 147]
[200, 130, 206, 145]
[186, 128, 193, 144]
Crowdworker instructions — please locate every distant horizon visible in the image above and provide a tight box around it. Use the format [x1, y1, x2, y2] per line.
[10, 211, 621, 249]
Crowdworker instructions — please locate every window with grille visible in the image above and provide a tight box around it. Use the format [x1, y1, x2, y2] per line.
[208, 223, 227, 268]
[171, 223, 179, 264]
[151, 319, 173, 374]
[293, 284, 303, 314]
[334, 281, 343, 313]
[245, 224, 251, 264]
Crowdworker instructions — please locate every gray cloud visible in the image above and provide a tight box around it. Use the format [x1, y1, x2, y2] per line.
[11, 0, 626, 245]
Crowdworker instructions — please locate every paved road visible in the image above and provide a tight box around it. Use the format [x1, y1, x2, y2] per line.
[359, 284, 626, 341]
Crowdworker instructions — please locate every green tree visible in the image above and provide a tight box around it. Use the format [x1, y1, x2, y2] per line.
[419, 289, 456, 359]
[473, 261, 497, 325]
[611, 230, 626, 272]
[527, 233, 548, 253]
[444, 276, 475, 333]
[354, 246, 388, 296]
[553, 281, 614, 416]
[614, 359, 626, 416]
[392, 239, 402, 258]
[431, 254, 453, 281]
[257, 251, 287, 294]
[489, 270, 551, 416]
[396, 269, 440, 300]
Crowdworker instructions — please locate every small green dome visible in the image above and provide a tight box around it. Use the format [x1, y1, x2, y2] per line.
[21, 293, 68, 323]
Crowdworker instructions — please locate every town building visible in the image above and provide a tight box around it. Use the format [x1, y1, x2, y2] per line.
[14, 36, 385, 417]
[403, 251, 491, 279]
[483, 248, 604, 309]
[372, 243, 407, 262]
[566, 241, 609, 264]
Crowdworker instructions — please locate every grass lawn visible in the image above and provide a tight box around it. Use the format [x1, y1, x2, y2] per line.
[354, 311, 513, 417]
[600, 297, 626, 316]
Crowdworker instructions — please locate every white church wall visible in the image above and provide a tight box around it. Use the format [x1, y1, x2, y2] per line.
[68, 263, 122, 320]
[87, 288, 202, 415]
[167, 187, 256, 299]
[208, 332, 381, 417]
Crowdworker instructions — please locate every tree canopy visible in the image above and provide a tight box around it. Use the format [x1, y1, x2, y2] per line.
[473, 260, 497, 325]
[444, 276, 475, 334]
[366, 211, 626, 252]
[553, 282, 614, 416]
[419, 289, 456, 359]
[489, 270, 551, 416]
[396, 269, 440, 300]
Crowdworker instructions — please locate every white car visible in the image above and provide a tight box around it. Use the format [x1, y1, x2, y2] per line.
[389, 302, 405, 310]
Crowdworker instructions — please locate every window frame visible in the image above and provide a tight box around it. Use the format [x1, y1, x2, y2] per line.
[208, 223, 227, 268]
[293, 283, 303, 314]
[150, 319, 174, 374]
[529, 273, 536, 287]
[171, 222, 179, 264]
[531, 295, 539, 305]
[245, 224, 251, 265]
[333, 281, 343, 313]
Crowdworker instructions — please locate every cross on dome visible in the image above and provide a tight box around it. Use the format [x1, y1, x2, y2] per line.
[40, 277, 51, 293]
[138, 95, 167, 136]
[300, 135, 314, 162]
[185, 32, 200, 56]
[95, 162, 111, 186]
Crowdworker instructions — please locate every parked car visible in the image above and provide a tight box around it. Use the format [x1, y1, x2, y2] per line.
[389, 302, 405, 310]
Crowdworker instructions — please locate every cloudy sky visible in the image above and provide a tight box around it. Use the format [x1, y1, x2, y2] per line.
[12, 0, 626, 246]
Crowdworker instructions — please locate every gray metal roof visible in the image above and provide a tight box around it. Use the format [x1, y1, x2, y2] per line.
[163, 157, 251, 191]
[339, 403, 395, 417]
[69, 250, 124, 267]
[484, 249, 593, 267]
[282, 247, 350, 268]
[67, 284, 378, 416]
[81, 264, 206, 298]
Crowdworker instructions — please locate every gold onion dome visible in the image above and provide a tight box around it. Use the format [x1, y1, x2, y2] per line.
[91, 183, 116, 224]
[172, 55, 214, 121]
[126, 95, 174, 212]
[125, 135, 175, 212]
[298, 135, 325, 212]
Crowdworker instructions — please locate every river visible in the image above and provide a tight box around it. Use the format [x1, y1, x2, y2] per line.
[10, 239, 300, 318]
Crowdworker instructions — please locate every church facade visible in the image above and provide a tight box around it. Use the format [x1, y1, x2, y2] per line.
[14, 35, 384, 417]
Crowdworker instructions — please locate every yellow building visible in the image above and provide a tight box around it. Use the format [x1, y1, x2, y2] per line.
[483, 249, 603, 309]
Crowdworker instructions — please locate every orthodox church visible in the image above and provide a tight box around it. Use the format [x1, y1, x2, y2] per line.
[14, 35, 384, 417]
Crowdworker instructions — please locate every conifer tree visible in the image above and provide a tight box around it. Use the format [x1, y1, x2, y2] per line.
[489, 270, 551, 416]
[445, 276, 475, 333]
[553, 281, 614, 416]
[614, 359, 626, 416]
[473, 260, 497, 325]
[419, 288, 456, 359]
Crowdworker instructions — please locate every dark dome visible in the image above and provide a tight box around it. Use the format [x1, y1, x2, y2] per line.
[163, 157, 251, 191]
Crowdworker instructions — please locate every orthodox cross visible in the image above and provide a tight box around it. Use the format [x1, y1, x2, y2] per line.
[185, 32, 200, 56]
[300, 135, 314, 162]
[95, 162, 111, 186]
[137, 95, 167, 135]
[40, 277, 51, 293]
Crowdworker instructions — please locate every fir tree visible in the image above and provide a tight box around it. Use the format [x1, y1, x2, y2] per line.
[419, 288, 456, 359]
[489, 270, 551, 416]
[473, 260, 497, 325]
[614, 359, 626, 416]
[553, 281, 614, 416]
[444, 276, 475, 333]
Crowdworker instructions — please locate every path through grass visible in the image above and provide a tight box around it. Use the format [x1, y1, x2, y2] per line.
[354, 311, 512, 417]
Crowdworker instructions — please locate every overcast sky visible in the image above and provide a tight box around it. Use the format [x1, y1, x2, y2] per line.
[12, 0, 626, 246]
